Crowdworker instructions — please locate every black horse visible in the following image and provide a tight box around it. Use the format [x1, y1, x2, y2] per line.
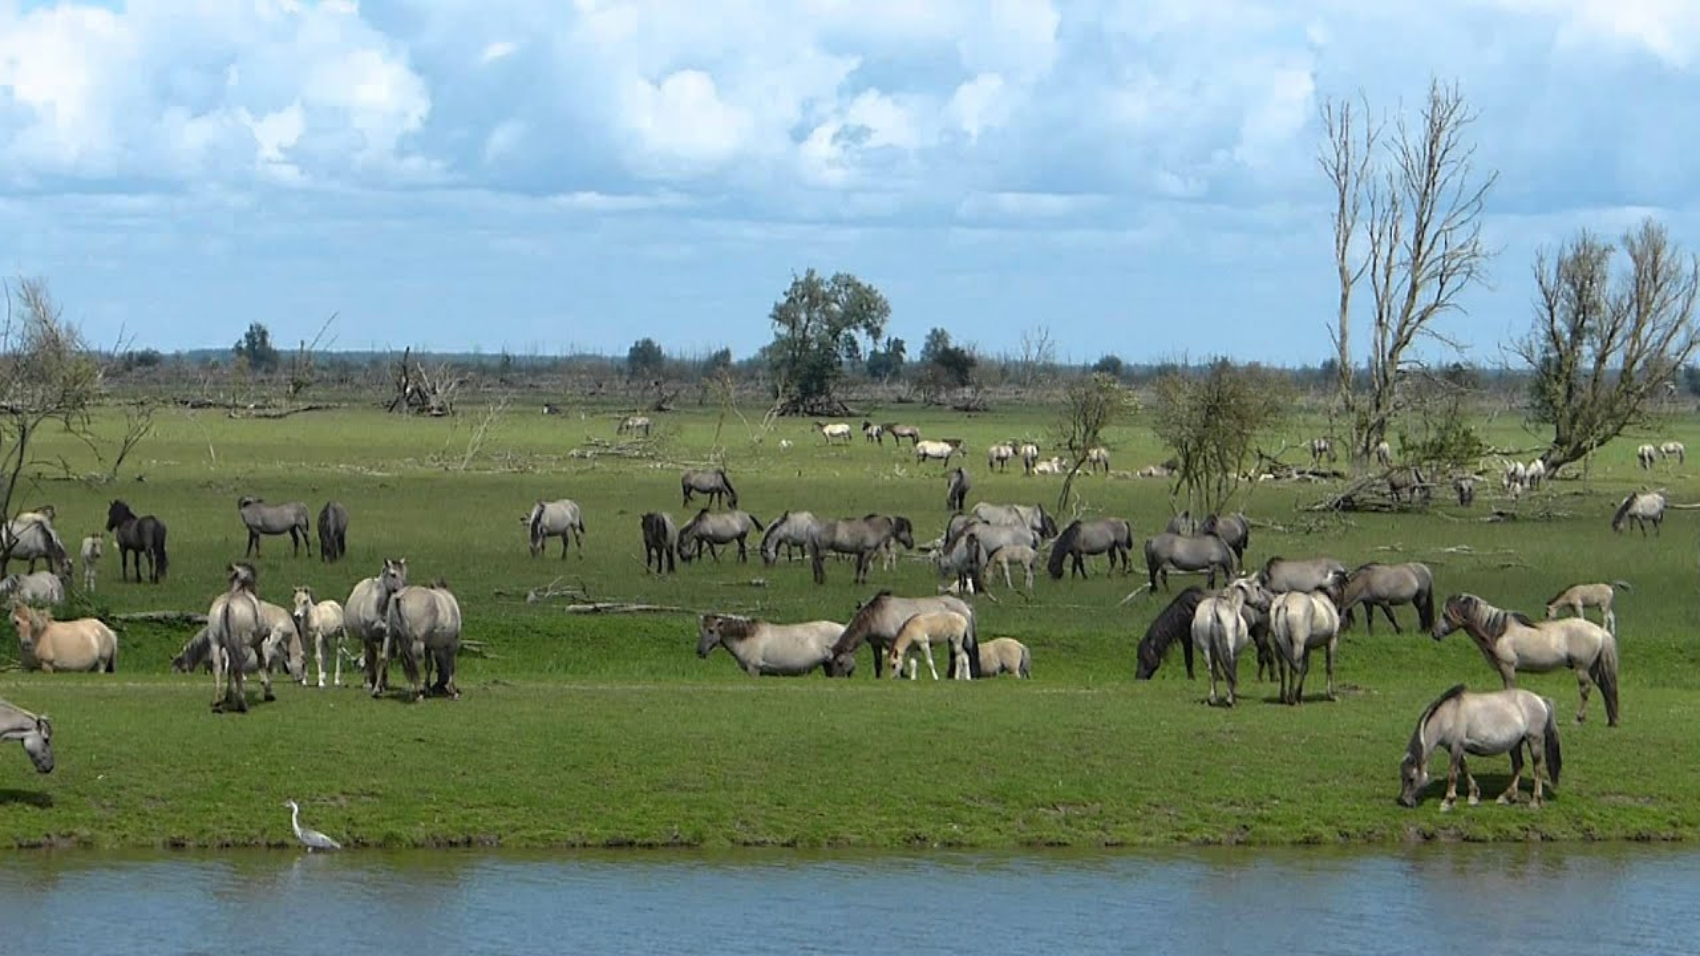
[105, 499, 169, 583]
[318, 501, 349, 563]
[1134, 585, 1278, 682]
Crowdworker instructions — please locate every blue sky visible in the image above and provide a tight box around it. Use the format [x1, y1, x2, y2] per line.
[0, 0, 1695, 366]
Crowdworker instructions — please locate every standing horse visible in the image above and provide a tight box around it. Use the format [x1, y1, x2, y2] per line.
[0, 699, 53, 774]
[884, 423, 922, 447]
[1047, 518, 1133, 579]
[1545, 581, 1629, 635]
[0, 516, 67, 577]
[808, 515, 913, 585]
[1085, 446, 1111, 473]
[105, 500, 168, 583]
[1399, 684, 1562, 811]
[1432, 593, 1620, 726]
[525, 498, 587, 558]
[696, 613, 844, 676]
[814, 421, 853, 444]
[977, 638, 1031, 678]
[987, 544, 1039, 592]
[825, 590, 979, 678]
[1135, 586, 1208, 680]
[679, 509, 764, 563]
[760, 510, 820, 565]
[1453, 474, 1477, 507]
[79, 535, 104, 592]
[861, 421, 885, 444]
[1143, 532, 1237, 590]
[1387, 466, 1431, 506]
[971, 502, 1058, 540]
[1199, 513, 1251, 563]
[1308, 437, 1335, 465]
[987, 443, 1015, 472]
[1257, 556, 1347, 595]
[292, 586, 347, 688]
[1270, 584, 1343, 705]
[1338, 562, 1435, 635]
[345, 558, 408, 695]
[618, 415, 652, 436]
[1191, 575, 1270, 707]
[384, 580, 463, 701]
[206, 562, 267, 712]
[11, 604, 116, 673]
[238, 497, 311, 557]
[1019, 443, 1040, 475]
[945, 467, 971, 511]
[1374, 441, 1393, 467]
[1661, 440, 1686, 464]
[886, 610, 972, 680]
[1637, 444, 1657, 470]
[317, 501, 349, 563]
[1611, 491, 1666, 536]
[641, 512, 678, 574]
[915, 439, 963, 467]
[681, 468, 739, 509]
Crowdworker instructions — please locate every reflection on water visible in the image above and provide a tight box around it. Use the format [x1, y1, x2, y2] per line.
[0, 844, 1689, 956]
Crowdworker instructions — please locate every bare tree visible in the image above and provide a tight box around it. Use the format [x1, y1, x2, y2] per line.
[1050, 373, 1134, 514]
[1320, 78, 1496, 465]
[1017, 325, 1056, 387]
[1515, 219, 1700, 470]
[0, 278, 101, 525]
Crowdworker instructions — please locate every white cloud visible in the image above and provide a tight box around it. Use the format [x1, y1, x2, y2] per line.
[479, 40, 519, 64]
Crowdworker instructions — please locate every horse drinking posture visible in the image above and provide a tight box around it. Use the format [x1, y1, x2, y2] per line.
[1611, 491, 1666, 536]
[525, 498, 587, 558]
[945, 467, 971, 512]
[826, 591, 979, 678]
[886, 611, 973, 681]
[1048, 518, 1133, 579]
[384, 579, 463, 701]
[1191, 575, 1271, 707]
[1399, 684, 1561, 811]
[345, 558, 408, 695]
[0, 699, 52, 774]
[11, 604, 116, 673]
[292, 586, 348, 688]
[760, 510, 820, 565]
[808, 515, 913, 585]
[238, 497, 311, 557]
[1545, 581, 1629, 635]
[1143, 532, 1237, 590]
[1432, 593, 1620, 726]
[641, 512, 678, 573]
[679, 509, 764, 563]
[681, 468, 739, 509]
[1270, 583, 1343, 705]
[318, 501, 349, 563]
[105, 500, 168, 583]
[1339, 562, 1435, 634]
[695, 613, 844, 676]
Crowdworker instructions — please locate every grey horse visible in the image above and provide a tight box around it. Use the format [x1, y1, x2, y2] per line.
[945, 467, 971, 512]
[0, 571, 64, 606]
[1144, 532, 1238, 590]
[681, 468, 739, 510]
[808, 515, 914, 585]
[1339, 561, 1436, 634]
[760, 510, 821, 565]
[1046, 518, 1134, 579]
[825, 590, 979, 678]
[317, 501, 349, 563]
[383, 580, 462, 701]
[1611, 491, 1666, 536]
[238, 497, 312, 557]
[970, 502, 1058, 540]
[1257, 556, 1348, 595]
[0, 698, 53, 774]
[345, 558, 408, 694]
[0, 516, 68, 577]
[1399, 683, 1562, 811]
[679, 509, 765, 563]
[525, 499, 587, 558]
[641, 512, 678, 574]
[1199, 512, 1251, 563]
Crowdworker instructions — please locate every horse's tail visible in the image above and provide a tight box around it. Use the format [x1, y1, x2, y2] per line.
[1271, 599, 1293, 660]
[1415, 566, 1435, 632]
[1591, 631, 1621, 727]
[1612, 580, 1633, 592]
[1017, 642, 1031, 679]
[1541, 696, 1563, 788]
[154, 523, 169, 579]
[962, 611, 982, 679]
[1046, 522, 1078, 580]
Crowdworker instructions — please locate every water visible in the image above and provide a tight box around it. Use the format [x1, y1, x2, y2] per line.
[0, 844, 1689, 955]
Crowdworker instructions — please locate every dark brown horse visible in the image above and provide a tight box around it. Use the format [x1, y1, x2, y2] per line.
[824, 590, 979, 678]
[105, 500, 169, 583]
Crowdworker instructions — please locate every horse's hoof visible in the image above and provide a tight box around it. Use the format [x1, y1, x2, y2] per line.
[263, 692, 276, 702]
[1440, 801, 1454, 813]
[1495, 795, 1511, 805]
[1469, 795, 1482, 806]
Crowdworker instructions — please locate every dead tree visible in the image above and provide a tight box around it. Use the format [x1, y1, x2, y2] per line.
[386, 347, 461, 416]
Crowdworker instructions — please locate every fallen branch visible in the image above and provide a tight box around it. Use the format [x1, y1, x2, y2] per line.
[113, 611, 208, 625]
[560, 602, 689, 615]
[228, 403, 339, 420]
[1117, 583, 1154, 606]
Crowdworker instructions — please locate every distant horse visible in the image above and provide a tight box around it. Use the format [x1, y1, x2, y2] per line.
[1047, 518, 1133, 579]
[815, 421, 853, 444]
[525, 498, 587, 557]
[1453, 474, 1477, 507]
[1257, 556, 1347, 595]
[173, 626, 261, 675]
[1545, 581, 1629, 635]
[915, 439, 963, 466]
[345, 558, 408, 695]
[0, 698, 53, 774]
[0, 515, 67, 577]
[861, 421, 885, 444]
[1032, 457, 1066, 475]
[317, 501, 349, 563]
[987, 443, 1015, 472]
[681, 468, 739, 509]
[679, 509, 765, 563]
[1339, 562, 1435, 635]
[1019, 443, 1040, 474]
[292, 586, 347, 688]
[79, 534, 103, 592]
[940, 519, 1037, 590]
[1661, 441, 1686, 464]
[206, 562, 266, 712]
[1433, 593, 1620, 726]
[945, 467, 971, 511]
[808, 515, 912, 585]
[618, 415, 652, 436]
[825, 590, 979, 678]
[1387, 466, 1430, 506]
[0, 571, 63, 606]
[1191, 575, 1271, 707]
[887, 610, 972, 680]
[988, 544, 1039, 592]
[384, 580, 462, 701]
[760, 510, 820, 565]
[1134, 586, 1208, 680]
[238, 497, 311, 557]
[1308, 437, 1335, 465]
[1611, 491, 1666, 536]
[1144, 532, 1237, 590]
[1399, 684, 1561, 811]
[1504, 459, 1529, 496]
[1637, 444, 1657, 470]
[696, 613, 844, 676]
[977, 638, 1031, 678]
[11, 604, 116, 673]
[932, 528, 986, 596]
[1165, 511, 1196, 536]
[884, 423, 922, 447]
[1374, 441, 1393, 467]
[971, 502, 1058, 540]
[1200, 512, 1251, 563]
[1270, 584, 1343, 705]
[1085, 446, 1111, 473]
[641, 512, 678, 574]
[105, 500, 168, 583]
[1524, 459, 1546, 490]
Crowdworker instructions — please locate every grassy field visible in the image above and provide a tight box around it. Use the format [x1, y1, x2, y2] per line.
[0, 399, 1697, 849]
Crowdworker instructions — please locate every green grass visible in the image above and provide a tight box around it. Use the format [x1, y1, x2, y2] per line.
[0, 400, 1697, 849]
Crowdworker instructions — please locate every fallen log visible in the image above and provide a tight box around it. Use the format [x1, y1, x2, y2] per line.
[559, 602, 689, 615]
[114, 611, 208, 625]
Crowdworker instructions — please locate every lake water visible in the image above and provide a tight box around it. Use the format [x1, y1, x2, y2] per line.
[0, 844, 1689, 955]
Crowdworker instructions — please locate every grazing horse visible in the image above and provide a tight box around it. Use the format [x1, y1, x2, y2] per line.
[887, 610, 973, 680]
[238, 497, 311, 557]
[1637, 444, 1657, 470]
[1135, 586, 1209, 680]
[1661, 440, 1686, 464]
[884, 423, 922, 447]
[1048, 518, 1133, 579]
[1144, 532, 1237, 590]
[0, 699, 53, 774]
[760, 510, 820, 565]
[1199, 512, 1251, 563]
[1374, 441, 1393, 467]
[641, 512, 678, 574]
[1270, 584, 1343, 705]
[0, 571, 63, 606]
[915, 439, 963, 466]
[988, 544, 1039, 592]
[1545, 581, 1629, 635]
[971, 502, 1058, 541]
[206, 562, 267, 712]
[1085, 446, 1111, 474]
[345, 558, 408, 695]
[1338, 562, 1435, 635]
[945, 467, 971, 511]
[808, 515, 913, 584]
[1019, 443, 1040, 475]
[1257, 556, 1347, 595]
[977, 638, 1031, 678]
[826, 590, 979, 678]
[814, 421, 853, 444]
[1504, 459, 1529, 496]
[525, 498, 587, 558]
[679, 509, 765, 563]
[0, 516, 67, 577]
[1524, 459, 1546, 490]
[861, 420, 885, 444]
[105, 500, 168, 583]
[1399, 684, 1562, 811]
[384, 580, 463, 701]
[79, 534, 103, 592]
[696, 613, 844, 676]
[1611, 491, 1666, 536]
[618, 415, 652, 436]
[681, 468, 739, 509]
[10, 604, 116, 673]
[1432, 593, 1621, 726]
[317, 501, 349, 563]
[292, 586, 347, 688]
[1191, 575, 1271, 707]
[987, 443, 1015, 472]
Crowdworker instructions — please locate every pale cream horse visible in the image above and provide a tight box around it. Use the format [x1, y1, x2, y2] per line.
[10, 603, 116, 672]
[206, 563, 267, 712]
[1544, 581, 1629, 636]
[886, 610, 973, 681]
[976, 637, 1031, 678]
[292, 586, 348, 688]
[1270, 586, 1343, 705]
[79, 534, 104, 593]
[987, 543, 1039, 592]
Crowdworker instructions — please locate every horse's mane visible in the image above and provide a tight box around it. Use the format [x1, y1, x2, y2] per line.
[706, 613, 756, 639]
[1406, 682, 1469, 763]
[1047, 520, 1083, 579]
[1261, 555, 1284, 575]
[1135, 586, 1206, 679]
[1350, 561, 1385, 574]
[1611, 494, 1634, 528]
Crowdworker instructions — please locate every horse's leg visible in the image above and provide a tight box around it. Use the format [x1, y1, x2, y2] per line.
[736, 535, 748, 563]
[1496, 745, 1525, 805]
[1224, 645, 1240, 707]
[953, 638, 970, 681]
[1202, 643, 1218, 705]
[1293, 647, 1310, 705]
[258, 651, 276, 702]
[1381, 604, 1402, 634]
[1460, 756, 1481, 806]
[333, 631, 344, 687]
[1575, 668, 1592, 724]
[1442, 747, 1462, 812]
[315, 627, 328, 689]
[1324, 637, 1337, 702]
[922, 642, 940, 680]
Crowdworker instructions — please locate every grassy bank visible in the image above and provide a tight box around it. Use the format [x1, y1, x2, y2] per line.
[0, 402, 1696, 849]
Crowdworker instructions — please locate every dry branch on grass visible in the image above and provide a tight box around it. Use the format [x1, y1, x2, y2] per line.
[560, 602, 689, 615]
[227, 403, 339, 420]
[569, 437, 661, 459]
[113, 611, 208, 625]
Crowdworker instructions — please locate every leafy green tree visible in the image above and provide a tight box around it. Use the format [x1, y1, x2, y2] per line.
[1092, 354, 1125, 378]
[627, 337, 666, 380]
[703, 347, 733, 378]
[1151, 360, 1289, 514]
[919, 327, 977, 390]
[766, 269, 890, 414]
[233, 322, 280, 372]
[866, 336, 906, 382]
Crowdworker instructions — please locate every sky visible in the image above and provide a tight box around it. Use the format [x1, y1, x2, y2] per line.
[0, 0, 1696, 367]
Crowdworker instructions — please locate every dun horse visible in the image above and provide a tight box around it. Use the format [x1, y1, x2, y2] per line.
[318, 501, 349, 563]
[1199, 512, 1250, 563]
[977, 638, 1031, 678]
[1143, 532, 1236, 590]
[1270, 582, 1343, 705]
[0, 699, 53, 774]
[1432, 593, 1620, 726]
[1611, 491, 1666, 536]
[1399, 683, 1562, 811]
[808, 515, 912, 585]
[886, 610, 973, 681]
[105, 500, 168, 583]
[1191, 575, 1270, 706]
[1339, 562, 1435, 635]
[696, 613, 844, 676]
[1545, 581, 1629, 635]
[1047, 518, 1134, 579]
[292, 586, 347, 688]
[11, 604, 116, 673]
[206, 562, 266, 712]
[641, 512, 678, 573]
[681, 468, 739, 510]
[679, 509, 764, 563]
[760, 510, 820, 565]
[384, 578, 463, 701]
[883, 423, 922, 446]
[525, 499, 587, 558]
[344, 558, 408, 694]
[825, 591, 979, 678]
[238, 497, 311, 557]
[945, 467, 971, 512]
[971, 502, 1058, 540]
